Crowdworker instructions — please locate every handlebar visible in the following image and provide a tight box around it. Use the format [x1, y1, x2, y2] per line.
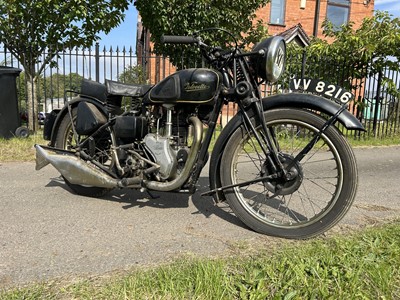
[159, 29, 251, 67]
[160, 35, 198, 44]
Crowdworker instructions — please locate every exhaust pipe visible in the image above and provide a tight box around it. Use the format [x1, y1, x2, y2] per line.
[35, 115, 203, 192]
[35, 145, 119, 188]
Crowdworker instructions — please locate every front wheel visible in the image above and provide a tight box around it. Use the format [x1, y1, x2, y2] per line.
[220, 108, 358, 239]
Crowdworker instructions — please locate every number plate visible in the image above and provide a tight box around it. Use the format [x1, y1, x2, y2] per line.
[289, 78, 354, 104]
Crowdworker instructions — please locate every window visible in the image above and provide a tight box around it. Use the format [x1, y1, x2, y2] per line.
[270, 0, 286, 25]
[327, 0, 350, 29]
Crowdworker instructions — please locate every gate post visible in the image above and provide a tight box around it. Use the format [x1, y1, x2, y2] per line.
[372, 71, 382, 136]
[95, 43, 100, 83]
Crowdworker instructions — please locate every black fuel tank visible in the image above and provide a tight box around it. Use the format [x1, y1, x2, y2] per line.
[149, 68, 222, 104]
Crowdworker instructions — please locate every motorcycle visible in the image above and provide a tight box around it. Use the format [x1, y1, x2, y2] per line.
[36, 28, 364, 239]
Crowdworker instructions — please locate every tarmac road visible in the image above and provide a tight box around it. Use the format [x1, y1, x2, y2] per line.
[1, 146, 400, 287]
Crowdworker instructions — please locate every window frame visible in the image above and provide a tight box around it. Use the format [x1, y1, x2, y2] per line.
[269, 0, 286, 26]
[326, 0, 351, 29]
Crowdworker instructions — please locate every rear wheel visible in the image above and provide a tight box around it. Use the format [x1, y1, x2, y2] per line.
[15, 126, 29, 138]
[55, 108, 113, 197]
[220, 108, 358, 239]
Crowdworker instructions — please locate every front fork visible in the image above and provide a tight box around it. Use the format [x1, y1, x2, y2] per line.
[202, 96, 349, 197]
[238, 99, 287, 177]
[240, 98, 348, 178]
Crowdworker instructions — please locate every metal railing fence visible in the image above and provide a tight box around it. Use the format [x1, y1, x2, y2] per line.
[1, 44, 399, 138]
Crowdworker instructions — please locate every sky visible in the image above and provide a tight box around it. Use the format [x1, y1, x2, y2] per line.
[375, 0, 400, 17]
[97, 1, 400, 49]
[97, 3, 138, 49]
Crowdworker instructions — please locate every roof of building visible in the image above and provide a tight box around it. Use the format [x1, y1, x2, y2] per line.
[277, 23, 311, 47]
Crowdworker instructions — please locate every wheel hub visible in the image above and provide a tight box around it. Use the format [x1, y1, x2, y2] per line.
[261, 153, 303, 196]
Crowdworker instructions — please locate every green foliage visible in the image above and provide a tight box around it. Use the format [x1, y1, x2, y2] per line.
[291, 11, 400, 98]
[117, 65, 147, 84]
[135, 0, 270, 65]
[0, 0, 132, 74]
[0, 0, 133, 130]
[15, 71, 27, 110]
[319, 11, 400, 71]
[15, 72, 83, 113]
[43, 73, 84, 98]
[117, 65, 148, 110]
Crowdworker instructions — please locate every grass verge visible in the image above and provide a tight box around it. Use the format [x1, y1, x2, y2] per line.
[1, 221, 399, 299]
[0, 129, 400, 163]
[0, 132, 46, 162]
[348, 135, 400, 147]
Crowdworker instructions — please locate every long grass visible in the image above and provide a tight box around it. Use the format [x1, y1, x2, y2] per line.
[1, 221, 399, 299]
[0, 132, 46, 162]
[1, 128, 399, 163]
[348, 135, 400, 147]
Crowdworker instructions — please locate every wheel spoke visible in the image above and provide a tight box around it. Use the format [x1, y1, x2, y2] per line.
[228, 114, 345, 229]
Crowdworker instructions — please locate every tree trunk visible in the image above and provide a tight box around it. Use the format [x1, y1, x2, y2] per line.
[25, 73, 39, 131]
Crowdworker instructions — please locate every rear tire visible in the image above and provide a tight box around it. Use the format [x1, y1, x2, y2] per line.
[55, 108, 112, 197]
[220, 108, 358, 239]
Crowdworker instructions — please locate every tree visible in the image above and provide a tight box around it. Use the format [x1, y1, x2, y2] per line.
[117, 65, 147, 110]
[117, 65, 147, 84]
[303, 11, 400, 96]
[281, 11, 400, 136]
[0, 0, 133, 131]
[43, 73, 84, 99]
[135, 0, 269, 66]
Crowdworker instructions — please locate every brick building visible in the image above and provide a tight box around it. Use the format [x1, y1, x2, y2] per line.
[136, 1, 375, 124]
[259, 0, 374, 38]
[136, 0, 375, 83]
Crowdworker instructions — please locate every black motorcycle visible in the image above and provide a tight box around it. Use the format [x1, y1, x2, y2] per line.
[36, 29, 364, 239]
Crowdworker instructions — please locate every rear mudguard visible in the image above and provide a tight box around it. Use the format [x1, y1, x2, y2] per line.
[209, 92, 365, 202]
[47, 97, 107, 147]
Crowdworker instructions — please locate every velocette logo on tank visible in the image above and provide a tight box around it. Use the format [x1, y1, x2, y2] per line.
[184, 81, 210, 92]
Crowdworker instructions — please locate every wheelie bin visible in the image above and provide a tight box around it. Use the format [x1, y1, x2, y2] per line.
[0, 66, 28, 138]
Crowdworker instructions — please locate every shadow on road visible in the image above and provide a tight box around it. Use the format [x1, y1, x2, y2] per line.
[45, 175, 248, 230]
[192, 177, 249, 230]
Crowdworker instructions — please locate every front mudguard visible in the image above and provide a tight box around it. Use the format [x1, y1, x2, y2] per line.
[208, 93, 365, 202]
[45, 97, 107, 147]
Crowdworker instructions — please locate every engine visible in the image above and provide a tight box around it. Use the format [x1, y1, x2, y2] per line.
[114, 115, 148, 143]
[111, 103, 209, 182]
[75, 69, 218, 182]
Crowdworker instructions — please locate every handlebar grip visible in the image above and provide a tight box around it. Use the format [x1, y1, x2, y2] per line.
[160, 35, 198, 44]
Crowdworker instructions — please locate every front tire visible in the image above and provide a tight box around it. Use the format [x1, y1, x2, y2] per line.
[55, 108, 113, 197]
[220, 108, 358, 239]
